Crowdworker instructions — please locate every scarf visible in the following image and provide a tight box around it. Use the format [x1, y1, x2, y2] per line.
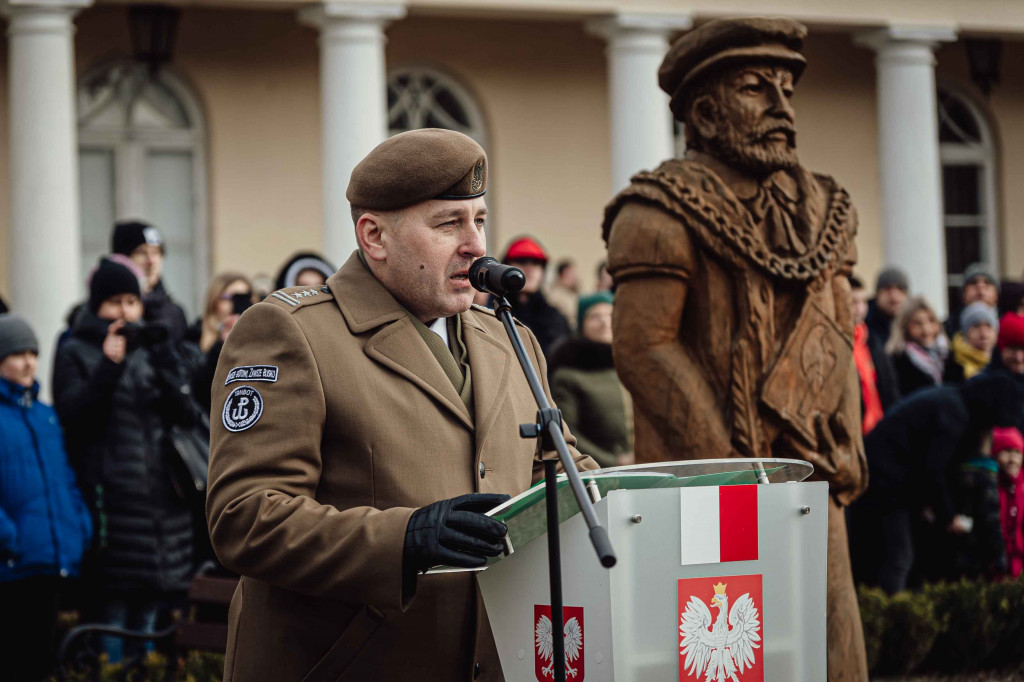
[905, 336, 949, 385]
[852, 323, 884, 434]
[951, 333, 991, 380]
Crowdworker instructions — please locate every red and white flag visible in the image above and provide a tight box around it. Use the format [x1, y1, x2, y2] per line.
[680, 485, 758, 566]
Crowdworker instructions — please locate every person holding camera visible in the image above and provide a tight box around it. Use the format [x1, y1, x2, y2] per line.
[52, 256, 196, 663]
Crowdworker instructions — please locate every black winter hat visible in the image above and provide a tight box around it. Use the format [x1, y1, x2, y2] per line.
[960, 372, 1024, 430]
[274, 252, 335, 291]
[112, 220, 163, 256]
[88, 257, 142, 314]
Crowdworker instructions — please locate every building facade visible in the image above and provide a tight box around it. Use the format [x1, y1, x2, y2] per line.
[1, 0, 1023, 391]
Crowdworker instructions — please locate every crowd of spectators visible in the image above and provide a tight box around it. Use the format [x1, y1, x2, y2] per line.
[849, 264, 1024, 594]
[2, 215, 1022, 677]
[0, 225, 631, 679]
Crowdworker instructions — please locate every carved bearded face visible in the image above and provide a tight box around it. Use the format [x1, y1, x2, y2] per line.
[689, 63, 799, 176]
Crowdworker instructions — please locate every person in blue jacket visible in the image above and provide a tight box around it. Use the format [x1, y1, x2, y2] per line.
[0, 313, 92, 681]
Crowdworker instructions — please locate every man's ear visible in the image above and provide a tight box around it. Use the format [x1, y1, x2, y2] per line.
[689, 94, 719, 144]
[356, 213, 387, 262]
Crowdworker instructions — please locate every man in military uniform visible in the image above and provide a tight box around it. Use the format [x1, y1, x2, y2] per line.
[207, 128, 595, 682]
[603, 19, 868, 680]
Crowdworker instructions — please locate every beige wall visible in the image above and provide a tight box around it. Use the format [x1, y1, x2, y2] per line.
[0, 8, 1020, 306]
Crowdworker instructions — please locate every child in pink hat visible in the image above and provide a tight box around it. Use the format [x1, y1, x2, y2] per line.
[993, 426, 1024, 577]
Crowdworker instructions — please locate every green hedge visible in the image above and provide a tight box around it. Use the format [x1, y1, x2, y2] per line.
[859, 577, 1024, 677]
[52, 651, 224, 682]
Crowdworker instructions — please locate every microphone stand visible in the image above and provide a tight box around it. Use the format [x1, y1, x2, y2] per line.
[490, 293, 616, 682]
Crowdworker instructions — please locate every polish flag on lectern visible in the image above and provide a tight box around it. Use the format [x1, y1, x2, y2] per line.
[680, 485, 759, 566]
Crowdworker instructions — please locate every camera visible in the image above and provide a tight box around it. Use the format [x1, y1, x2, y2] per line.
[231, 292, 255, 316]
[116, 321, 169, 346]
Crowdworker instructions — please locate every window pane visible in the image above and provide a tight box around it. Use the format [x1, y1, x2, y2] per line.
[944, 225, 982, 275]
[145, 150, 195, 317]
[938, 91, 981, 144]
[79, 148, 116, 297]
[942, 165, 981, 216]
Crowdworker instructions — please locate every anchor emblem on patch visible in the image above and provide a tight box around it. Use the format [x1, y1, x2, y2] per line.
[222, 385, 264, 432]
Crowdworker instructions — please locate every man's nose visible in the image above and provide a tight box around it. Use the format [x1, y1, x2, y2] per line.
[768, 84, 795, 122]
[461, 225, 487, 259]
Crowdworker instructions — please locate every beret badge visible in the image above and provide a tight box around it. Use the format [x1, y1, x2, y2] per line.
[472, 160, 485, 193]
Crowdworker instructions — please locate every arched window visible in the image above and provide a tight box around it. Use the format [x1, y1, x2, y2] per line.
[77, 62, 208, 315]
[938, 87, 998, 310]
[387, 66, 487, 144]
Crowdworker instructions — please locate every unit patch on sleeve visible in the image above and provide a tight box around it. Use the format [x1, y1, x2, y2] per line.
[222, 385, 264, 432]
[225, 365, 279, 385]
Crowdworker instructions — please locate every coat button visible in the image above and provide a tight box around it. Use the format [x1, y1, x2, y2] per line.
[479, 462, 486, 478]
[59, 568, 69, 578]
[474, 662, 481, 678]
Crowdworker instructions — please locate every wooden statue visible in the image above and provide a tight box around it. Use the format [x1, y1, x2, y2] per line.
[602, 17, 869, 681]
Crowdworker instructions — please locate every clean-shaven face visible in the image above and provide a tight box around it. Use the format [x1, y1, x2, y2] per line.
[376, 197, 488, 322]
[0, 350, 37, 388]
[130, 243, 164, 291]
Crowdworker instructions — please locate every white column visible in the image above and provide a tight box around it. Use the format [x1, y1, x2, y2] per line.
[300, 2, 405, 265]
[856, 26, 957, 317]
[4, 0, 92, 397]
[587, 13, 692, 194]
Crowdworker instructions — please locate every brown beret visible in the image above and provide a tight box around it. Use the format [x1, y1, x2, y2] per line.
[346, 128, 487, 211]
[659, 17, 808, 120]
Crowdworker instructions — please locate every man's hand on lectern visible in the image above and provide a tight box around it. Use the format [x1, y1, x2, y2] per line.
[403, 493, 510, 574]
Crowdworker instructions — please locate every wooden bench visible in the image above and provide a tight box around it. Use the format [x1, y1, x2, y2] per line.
[175, 564, 239, 653]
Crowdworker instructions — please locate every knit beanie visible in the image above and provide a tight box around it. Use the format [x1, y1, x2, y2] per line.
[88, 257, 142, 314]
[0, 313, 38, 361]
[577, 291, 614, 332]
[111, 220, 163, 256]
[998, 312, 1024, 350]
[875, 267, 909, 293]
[963, 262, 1000, 291]
[960, 302, 999, 334]
[274, 252, 336, 291]
[992, 426, 1024, 455]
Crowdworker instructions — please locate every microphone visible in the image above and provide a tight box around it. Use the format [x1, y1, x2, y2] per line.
[469, 257, 526, 296]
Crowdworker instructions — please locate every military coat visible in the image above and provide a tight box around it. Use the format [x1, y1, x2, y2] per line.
[207, 252, 595, 682]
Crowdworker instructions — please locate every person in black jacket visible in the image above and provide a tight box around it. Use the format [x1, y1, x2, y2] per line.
[112, 220, 190, 344]
[865, 267, 909, 348]
[52, 257, 197, 663]
[849, 372, 1023, 594]
[497, 236, 571, 360]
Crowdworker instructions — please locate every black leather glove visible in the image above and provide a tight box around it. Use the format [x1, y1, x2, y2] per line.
[403, 493, 510, 575]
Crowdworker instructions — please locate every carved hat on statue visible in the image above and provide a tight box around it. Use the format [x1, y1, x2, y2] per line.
[658, 17, 808, 121]
[346, 128, 487, 212]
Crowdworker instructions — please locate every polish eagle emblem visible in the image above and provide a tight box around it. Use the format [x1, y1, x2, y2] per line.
[534, 609, 584, 679]
[679, 582, 761, 681]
